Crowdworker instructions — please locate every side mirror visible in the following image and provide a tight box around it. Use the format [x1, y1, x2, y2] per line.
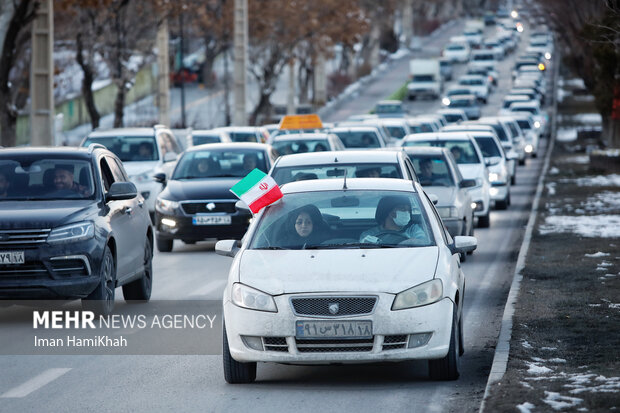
[163, 152, 178, 163]
[485, 157, 501, 166]
[153, 172, 166, 184]
[215, 239, 239, 258]
[106, 182, 137, 202]
[451, 235, 477, 255]
[428, 194, 439, 205]
[460, 179, 477, 188]
[235, 200, 250, 212]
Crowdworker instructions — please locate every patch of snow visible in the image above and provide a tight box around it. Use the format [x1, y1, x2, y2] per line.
[572, 113, 603, 125]
[517, 402, 536, 413]
[541, 347, 557, 351]
[389, 48, 410, 60]
[566, 373, 620, 394]
[599, 261, 613, 267]
[543, 391, 583, 410]
[581, 192, 620, 212]
[549, 166, 560, 175]
[588, 304, 602, 307]
[610, 303, 620, 309]
[546, 182, 556, 195]
[585, 252, 610, 257]
[526, 361, 553, 375]
[564, 78, 586, 88]
[521, 381, 533, 389]
[540, 215, 620, 238]
[548, 358, 567, 363]
[561, 155, 589, 164]
[557, 87, 568, 103]
[556, 128, 577, 142]
[522, 341, 533, 349]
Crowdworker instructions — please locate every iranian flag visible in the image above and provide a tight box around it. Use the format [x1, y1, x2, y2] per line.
[230, 169, 283, 213]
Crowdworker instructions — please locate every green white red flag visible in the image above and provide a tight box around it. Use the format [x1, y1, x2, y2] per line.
[230, 169, 283, 213]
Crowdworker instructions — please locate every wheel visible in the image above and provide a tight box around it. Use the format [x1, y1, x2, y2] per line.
[459, 220, 467, 262]
[518, 158, 526, 166]
[467, 214, 475, 255]
[495, 194, 509, 210]
[532, 152, 538, 158]
[156, 236, 173, 252]
[123, 238, 153, 302]
[429, 308, 460, 380]
[223, 323, 257, 384]
[83, 246, 116, 315]
[511, 174, 516, 185]
[506, 192, 511, 206]
[477, 212, 490, 228]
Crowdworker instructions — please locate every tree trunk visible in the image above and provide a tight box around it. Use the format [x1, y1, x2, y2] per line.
[76, 33, 100, 129]
[607, 116, 620, 149]
[202, 43, 218, 88]
[113, 84, 126, 128]
[0, 96, 17, 147]
[249, 92, 271, 126]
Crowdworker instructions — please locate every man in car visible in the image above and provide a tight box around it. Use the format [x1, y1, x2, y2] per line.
[242, 153, 258, 174]
[356, 166, 381, 178]
[0, 170, 10, 198]
[52, 164, 88, 196]
[359, 195, 429, 244]
[137, 142, 154, 160]
[418, 159, 441, 185]
[450, 146, 463, 162]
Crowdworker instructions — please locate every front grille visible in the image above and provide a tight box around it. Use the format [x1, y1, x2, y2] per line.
[263, 337, 288, 352]
[0, 262, 48, 278]
[295, 338, 374, 353]
[382, 335, 408, 351]
[0, 229, 50, 246]
[180, 201, 236, 215]
[291, 296, 377, 317]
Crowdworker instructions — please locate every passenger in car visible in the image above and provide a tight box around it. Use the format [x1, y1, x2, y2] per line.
[52, 164, 89, 196]
[281, 205, 330, 247]
[355, 166, 381, 178]
[359, 195, 429, 244]
[418, 159, 442, 185]
[242, 153, 258, 174]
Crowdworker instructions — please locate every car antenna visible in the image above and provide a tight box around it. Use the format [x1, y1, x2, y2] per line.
[342, 168, 347, 190]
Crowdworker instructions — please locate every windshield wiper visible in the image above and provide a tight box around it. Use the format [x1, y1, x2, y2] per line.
[304, 243, 400, 249]
[254, 246, 288, 250]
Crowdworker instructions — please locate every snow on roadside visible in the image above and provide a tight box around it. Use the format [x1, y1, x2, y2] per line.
[561, 174, 620, 187]
[516, 402, 535, 413]
[584, 252, 610, 257]
[543, 391, 583, 410]
[540, 215, 620, 238]
[526, 361, 553, 375]
[556, 128, 577, 142]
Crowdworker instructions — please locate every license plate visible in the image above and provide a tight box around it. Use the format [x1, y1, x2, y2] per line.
[0, 251, 25, 265]
[192, 215, 231, 225]
[295, 320, 372, 339]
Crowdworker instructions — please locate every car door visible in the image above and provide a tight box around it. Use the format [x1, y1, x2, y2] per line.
[99, 156, 141, 282]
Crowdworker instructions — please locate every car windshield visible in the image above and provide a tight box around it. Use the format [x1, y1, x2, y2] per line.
[386, 126, 406, 139]
[192, 134, 221, 145]
[443, 113, 464, 123]
[0, 157, 95, 200]
[512, 106, 538, 114]
[332, 131, 381, 148]
[448, 89, 471, 97]
[375, 104, 402, 113]
[517, 119, 533, 130]
[479, 123, 509, 142]
[408, 155, 455, 187]
[403, 140, 481, 164]
[249, 190, 435, 249]
[229, 132, 257, 142]
[474, 137, 502, 158]
[473, 54, 494, 60]
[172, 149, 267, 179]
[460, 78, 482, 85]
[272, 139, 329, 155]
[450, 98, 474, 108]
[446, 45, 464, 50]
[271, 163, 402, 185]
[412, 75, 434, 82]
[83, 136, 158, 162]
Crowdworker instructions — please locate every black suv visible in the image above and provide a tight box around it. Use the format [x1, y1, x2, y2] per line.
[0, 145, 153, 314]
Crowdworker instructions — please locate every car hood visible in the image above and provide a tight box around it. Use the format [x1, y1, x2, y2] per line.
[162, 177, 241, 201]
[237, 247, 439, 295]
[0, 200, 98, 229]
[457, 164, 484, 180]
[124, 161, 159, 177]
[422, 186, 457, 207]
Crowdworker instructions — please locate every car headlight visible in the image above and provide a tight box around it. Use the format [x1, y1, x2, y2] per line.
[437, 206, 458, 219]
[131, 171, 154, 183]
[231, 283, 277, 312]
[47, 221, 94, 244]
[544, 52, 551, 60]
[525, 144, 533, 153]
[534, 121, 541, 129]
[488, 172, 500, 182]
[156, 198, 179, 214]
[442, 97, 451, 106]
[392, 279, 443, 310]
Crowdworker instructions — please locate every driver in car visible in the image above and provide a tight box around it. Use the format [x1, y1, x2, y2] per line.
[359, 195, 429, 244]
[53, 164, 89, 196]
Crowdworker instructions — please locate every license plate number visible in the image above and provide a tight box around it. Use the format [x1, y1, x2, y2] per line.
[0, 251, 25, 265]
[295, 320, 372, 339]
[192, 215, 231, 225]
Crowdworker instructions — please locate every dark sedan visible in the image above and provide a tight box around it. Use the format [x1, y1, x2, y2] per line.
[154, 143, 277, 252]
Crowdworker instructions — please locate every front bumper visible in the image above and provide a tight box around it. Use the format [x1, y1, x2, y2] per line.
[155, 211, 252, 242]
[489, 183, 509, 202]
[0, 237, 102, 299]
[224, 294, 455, 364]
[467, 185, 490, 217]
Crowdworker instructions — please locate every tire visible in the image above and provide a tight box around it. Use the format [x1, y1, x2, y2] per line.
[223, 323, 257, 384]
[156, 236, 173, 252]
[429, 308, 460, 381]
[467, 215, 475, 254]
[495, 193, 509, 210]
[518, 158, 526, 166]
[123, 238, 153, 302]
[83, 246, 116, 316]
[477, 212, 490, 228]
[182, 240, 196, 245]
[459, 220, 467, 262]
[458, 310, 465, 356]
[532, 152, 538, 158]
[511, 174, 516, 185]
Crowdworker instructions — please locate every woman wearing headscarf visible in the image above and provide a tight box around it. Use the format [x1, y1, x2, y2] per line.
[280, 204, 329, 248]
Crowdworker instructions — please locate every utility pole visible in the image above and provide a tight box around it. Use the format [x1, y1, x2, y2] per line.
[287, 59, 295, 115]
[402, 0, 413, 49]
[224, 48, 231, 126]
[156, 17, 170, 126]
[313, 54, 327, 107]
[30, 0, 54, 146]
[233, 0, 248, 126]
[178, 9, 186, 128]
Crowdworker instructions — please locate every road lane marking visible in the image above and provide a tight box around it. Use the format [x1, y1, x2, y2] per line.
[0, 368, 72, 398]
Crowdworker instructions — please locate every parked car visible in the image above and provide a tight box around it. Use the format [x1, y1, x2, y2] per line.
[401, 132, 492, 227]
[0, 145, 153, 314]
[440, 59, 454, 81]
[271, 133, 345, 156]
[510, 114, 539, 157]
[153, 143, 277, 252]
[404, 147, 475, 241]
[269, 150, 419, 185]
[507, 101, 549, 137]
[216, 178, 477, 383]
[210, 126, 270, 143]
[81, 125, 183, 219]
[367, 118, 412, 141]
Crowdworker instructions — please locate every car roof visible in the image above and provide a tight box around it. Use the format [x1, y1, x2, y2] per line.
[511, 101, 540, 108]
[402, 146, 446, 156]
[212, 126, 258, 132]
[331, 126, 380, 132]
[271, 133, 332, 142]
[185, 142, 269, 152]
[442, 124, 494, 131]
[376, 100, 402, 105]
[87, 127, 156, 137]
[403, 132, 471, 142]
[0, 146, 96, 159]
[450, 94, 477, 100]
[280, 177, 417, 195]
[274, 150, 401, 167]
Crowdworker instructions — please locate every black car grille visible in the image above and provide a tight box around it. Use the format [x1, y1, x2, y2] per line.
[382, 335, 408, 351]
[180, 201, 236, 215]
[295, 338, 374, 353]
[50, 258, 90, 277]
[0, 229, 50, 247]
[291, 297, 377, 317]
[0, 262, 48, 278]
[263, 337, 288, 352]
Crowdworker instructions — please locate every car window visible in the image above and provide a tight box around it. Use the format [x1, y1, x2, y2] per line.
[272, 162, 403, 185]
[249, 190, 435, 249]
[473, 137, 502, 158]
[0, 157, 95, 200]
[272, 139, 330, 155]
[99, 158, 115, 191]
[408, 154, 455, 187]
[83, 135, 158, 162]
[386, 126, 406, 139]
[332, 131, 381, 148]
[159, 132, 181, 157]
[403, 140, 481, 164]
[173, 148, 267, 179]
[229, 132, 258, 143]
[424, 191, 452, 246]
[192, 134, 221, 145]
[107, 156, 128, 182]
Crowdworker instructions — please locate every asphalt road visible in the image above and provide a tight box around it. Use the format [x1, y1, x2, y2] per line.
[0, 20, 552, 413]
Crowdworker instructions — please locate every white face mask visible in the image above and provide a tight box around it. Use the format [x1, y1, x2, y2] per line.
[393, 210, 410, 227]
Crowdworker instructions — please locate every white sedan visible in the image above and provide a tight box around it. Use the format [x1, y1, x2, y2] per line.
[216, 178, 477, 383]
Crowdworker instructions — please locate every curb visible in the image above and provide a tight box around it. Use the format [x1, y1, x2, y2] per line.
[478, 50, 560, 412]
